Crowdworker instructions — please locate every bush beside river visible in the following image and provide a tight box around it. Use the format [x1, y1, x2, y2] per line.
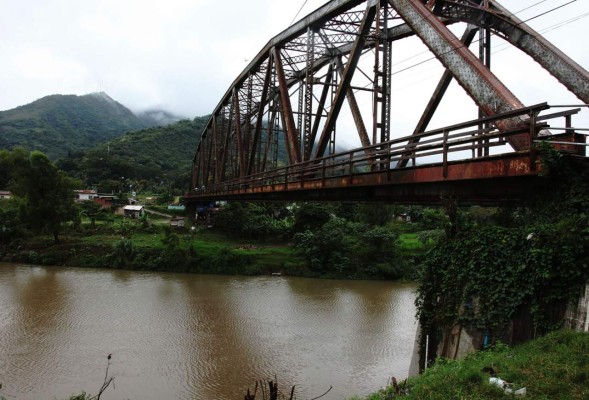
[0, 218, 425, 280]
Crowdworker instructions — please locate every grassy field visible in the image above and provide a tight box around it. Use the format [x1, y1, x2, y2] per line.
[352, 330, 589, 399]
[3, 216, 428, 278]
[2, 219, 305, 275]
[397, 233, 423, 250]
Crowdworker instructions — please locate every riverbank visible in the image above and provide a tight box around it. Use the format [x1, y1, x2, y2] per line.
[0, 226, 304, 276]
[0, 221, 424, 279]
[352, 330, 589, 399]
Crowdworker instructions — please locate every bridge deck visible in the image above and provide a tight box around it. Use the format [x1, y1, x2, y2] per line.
[185, 104, 587, 205]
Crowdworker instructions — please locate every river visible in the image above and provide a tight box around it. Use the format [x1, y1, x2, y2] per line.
[0, 263, 418, 400]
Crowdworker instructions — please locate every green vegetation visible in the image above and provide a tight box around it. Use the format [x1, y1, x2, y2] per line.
[57, 117, 209, 193]
[1, 222, 304, 276]
[352, 330, 589, 400]
[1, 149, 79, 243]
[415, 149, 589, 366]
[0, 92, 206, 194]
[0, 93, 151, 159]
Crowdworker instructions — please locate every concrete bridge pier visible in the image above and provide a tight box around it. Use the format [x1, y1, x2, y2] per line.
[565, 282, 589, 332]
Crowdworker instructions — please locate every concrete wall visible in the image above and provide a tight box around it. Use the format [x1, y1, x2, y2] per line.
[565, 282, 589, 332]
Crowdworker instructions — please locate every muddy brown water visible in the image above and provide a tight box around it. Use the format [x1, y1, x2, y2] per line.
[0, 263, 417, 399]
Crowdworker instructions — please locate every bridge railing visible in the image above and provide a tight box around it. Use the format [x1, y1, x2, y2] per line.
[188, 103, 587, 198]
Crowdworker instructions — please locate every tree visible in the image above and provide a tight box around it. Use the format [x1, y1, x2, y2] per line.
[79, 200, 107, 228]
[356, 203, 397, 226]
[10, 151, 79, 243]
[293, 217, 354, 272]
[291, 202, 334, 234]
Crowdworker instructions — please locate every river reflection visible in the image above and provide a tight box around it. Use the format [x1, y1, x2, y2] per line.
[0, 263, 417, 400]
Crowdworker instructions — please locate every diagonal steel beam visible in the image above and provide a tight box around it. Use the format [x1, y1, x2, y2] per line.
[274, 47, 302, 164]
[335, 57, 372, 150]
[489, 0, 589, 104]
[309, 62, 335, 155]
[314, 0, 378, 159]
[247, 53, 273, 175]
[433, 0, 589, 104]
[389, 0, 529, 150]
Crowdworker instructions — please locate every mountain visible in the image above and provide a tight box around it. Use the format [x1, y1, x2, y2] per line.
[0, 92, 152, 159]
[92, 116, 208, 177]
[57, 116, 209, 191]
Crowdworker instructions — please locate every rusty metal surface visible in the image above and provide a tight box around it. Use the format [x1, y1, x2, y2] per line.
[185, 104, 586, 206]
[389, 0, 529, 150]
[314, 1, 377, 159]
[274, 48, 302, 164]
[433, 0, 589, 104]
[398, 25, 479, 168]
[184, 154, 540, 205]
[188, 0, 589, 206]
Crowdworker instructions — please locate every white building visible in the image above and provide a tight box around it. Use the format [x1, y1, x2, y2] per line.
[123, 205, 145, 219]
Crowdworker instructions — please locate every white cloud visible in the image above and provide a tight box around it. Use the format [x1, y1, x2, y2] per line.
[0, 0, 587, 132]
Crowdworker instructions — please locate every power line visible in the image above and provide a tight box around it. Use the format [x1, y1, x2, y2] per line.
[514, 0, 550, 14]
[490, 10, 589, 54]
[348, 0, 587, 97]
[389, 0, 583, 77]
[289, 0, 310, 27]
[390, 0, 555, 70]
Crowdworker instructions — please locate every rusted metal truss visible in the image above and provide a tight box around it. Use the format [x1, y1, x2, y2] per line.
[190, 0, 589, 203]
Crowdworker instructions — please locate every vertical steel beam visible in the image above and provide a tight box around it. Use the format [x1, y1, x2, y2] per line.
[194, 153, 201, 189]
[212, 117, 219, 184]
[314, 0, 378, 159]
[274, 47, 302, 164]
[245, 75, 254, 167]
[388, 0, 529, 150]
[304, 27, 316, 160]
[232, 88, 246, 176]
[204, 133, 213, 187]
[477, 26, 491, 158]
[226, 104, 235, 180]
[200, 138, 207, 187]
[373, 0, 392, 145]
[297, 83, 304, 157]
[219, 105, 232, 181]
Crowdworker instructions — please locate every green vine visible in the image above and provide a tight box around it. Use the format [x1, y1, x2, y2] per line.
[416, 150, 589, 345]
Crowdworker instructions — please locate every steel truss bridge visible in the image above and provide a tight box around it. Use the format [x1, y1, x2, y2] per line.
[185, 0, 588, 206]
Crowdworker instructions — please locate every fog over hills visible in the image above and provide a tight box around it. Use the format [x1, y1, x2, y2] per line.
[0, 92, 187, 159]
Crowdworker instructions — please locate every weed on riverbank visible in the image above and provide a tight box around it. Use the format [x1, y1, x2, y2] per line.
[352, 330, 589, 399]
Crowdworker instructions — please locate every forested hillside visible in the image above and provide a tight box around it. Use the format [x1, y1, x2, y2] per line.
[0, 92, 152, 158]
[57, 117, 208, 192]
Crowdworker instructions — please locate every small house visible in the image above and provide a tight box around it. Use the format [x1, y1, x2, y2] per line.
[170, 216, 185, 228]
[75, 190, 98, 201]
[0, 191, 11, 200]
[95, 194, 115, 208]
[123, 205, 145, 219]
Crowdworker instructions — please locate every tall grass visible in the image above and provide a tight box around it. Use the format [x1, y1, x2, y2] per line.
[353, 330, 589, 399]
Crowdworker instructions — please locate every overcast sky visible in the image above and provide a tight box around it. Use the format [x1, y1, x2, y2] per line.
[1, 0, 588, 128]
